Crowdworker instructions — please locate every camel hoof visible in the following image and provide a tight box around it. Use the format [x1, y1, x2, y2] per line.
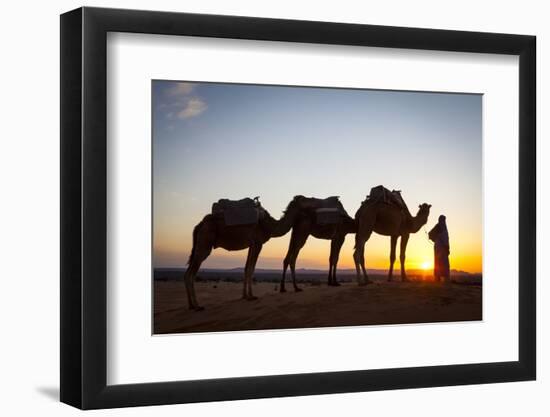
[333, 281, 341, 287]
[280, 287, 287, 293]
[245, 295, 258, 301]
[294, 287, 303, 292]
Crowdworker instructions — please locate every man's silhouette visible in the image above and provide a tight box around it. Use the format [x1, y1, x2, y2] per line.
[428, 215, 450, 282]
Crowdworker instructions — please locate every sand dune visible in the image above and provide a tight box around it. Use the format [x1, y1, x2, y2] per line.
[154, 280, 481, 334]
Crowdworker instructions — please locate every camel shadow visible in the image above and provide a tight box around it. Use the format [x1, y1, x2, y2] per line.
[35, 386, 59, 401]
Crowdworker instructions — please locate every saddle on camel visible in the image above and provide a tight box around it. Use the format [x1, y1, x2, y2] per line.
[365, 185, 409, 213]
[211, 197, 262, 226]
[303, 196, 348, 225]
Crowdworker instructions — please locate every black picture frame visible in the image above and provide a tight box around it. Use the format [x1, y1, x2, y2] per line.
[60, 6, 536, 410]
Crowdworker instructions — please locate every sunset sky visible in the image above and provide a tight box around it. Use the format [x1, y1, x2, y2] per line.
[152, 81, 482, 273]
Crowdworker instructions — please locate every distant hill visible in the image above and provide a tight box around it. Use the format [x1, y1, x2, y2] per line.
[155, 266, 477, 276]
[154, 267, 480, 282]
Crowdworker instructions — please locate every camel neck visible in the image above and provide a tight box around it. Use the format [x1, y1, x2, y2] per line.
[271, 204, 299, 237]
[409, 212, 427, 233]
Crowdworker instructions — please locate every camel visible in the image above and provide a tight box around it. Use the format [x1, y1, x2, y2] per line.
[353, 193, 431, 284]
[280, 196, 356, 292]
[183, 197, 303, 310]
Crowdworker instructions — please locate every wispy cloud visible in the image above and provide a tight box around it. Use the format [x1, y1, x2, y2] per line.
[166, 82, 195, 97]
[177, 97, 208, 119]
[160, 82, 207, 120]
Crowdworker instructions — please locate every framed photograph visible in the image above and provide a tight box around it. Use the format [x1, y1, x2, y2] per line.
[60, 7, 536, 409]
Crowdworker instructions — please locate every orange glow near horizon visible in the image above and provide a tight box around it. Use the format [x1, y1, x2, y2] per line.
[153, 226, 483, 274]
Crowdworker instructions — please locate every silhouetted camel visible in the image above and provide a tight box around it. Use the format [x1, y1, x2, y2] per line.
[353, 197, 431, 284]
[280, 196, 356, 292]
[184, 197, 303, 310]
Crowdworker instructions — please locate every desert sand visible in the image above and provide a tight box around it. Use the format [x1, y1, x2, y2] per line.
[154, 279, 482, 334]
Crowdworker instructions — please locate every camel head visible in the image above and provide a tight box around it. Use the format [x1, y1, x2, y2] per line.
[417, 203, 432, 223]
[405, 203, 431, 233]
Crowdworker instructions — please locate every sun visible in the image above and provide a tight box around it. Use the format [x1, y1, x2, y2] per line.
[421, 261, 432, 270]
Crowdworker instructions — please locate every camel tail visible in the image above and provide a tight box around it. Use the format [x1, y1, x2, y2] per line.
[187, 221, 201, 265]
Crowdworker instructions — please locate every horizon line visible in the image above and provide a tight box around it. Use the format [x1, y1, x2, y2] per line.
[153, 266, 483, 274]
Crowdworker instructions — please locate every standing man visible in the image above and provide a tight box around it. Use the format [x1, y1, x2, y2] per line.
[428, 215, 450, 282]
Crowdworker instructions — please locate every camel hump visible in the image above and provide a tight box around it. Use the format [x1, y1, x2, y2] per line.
[305, 196, 341, 209]
[294, 196, 348, 225]
[212, 197, 260, 210]
[367, 186, 407, 210]
[211, 197, 261, 226]
[367, 185, 389, 200]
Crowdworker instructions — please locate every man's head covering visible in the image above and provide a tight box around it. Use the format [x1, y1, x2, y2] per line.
[438, 214, 446, 224]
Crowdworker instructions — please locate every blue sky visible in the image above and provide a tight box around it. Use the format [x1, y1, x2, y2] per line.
[152, 80, 482, 272]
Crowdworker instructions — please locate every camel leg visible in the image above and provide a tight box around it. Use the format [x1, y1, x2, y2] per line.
[281, 228, 303, 293]
[244, 243, 262, 300]
[327, 264, 337, 286]
[353, 236, 365, 285]
[288, 233, 308, 292]
[280, 229, 309, 292]
[243, 246, 255, 299]
[354, 232, 372, 286]
[249, 243, 263, 299]
[280, 257, 290, 293]
[388, 235, 398, 282]
[327, 262, 333, 286]
[328, 236, 345, 286]
[183, 266, 194, 309]
[327, 251, 334, 285]
[327, 239, 335, 286]
[359, 248, 371, 284]
[183, 238, 212, 311]
[360, 231, 373, 284]
[184, 261, 201, 310]
[400, 234, 410, 282]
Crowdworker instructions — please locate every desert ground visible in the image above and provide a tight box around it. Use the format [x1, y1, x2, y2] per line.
[154, 274, 482, 334]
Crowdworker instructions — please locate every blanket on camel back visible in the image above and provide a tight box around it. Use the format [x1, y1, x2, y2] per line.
[366, 185, 409, 212]
[303, 196, 348, 225]
[211, 197, 261, 226]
